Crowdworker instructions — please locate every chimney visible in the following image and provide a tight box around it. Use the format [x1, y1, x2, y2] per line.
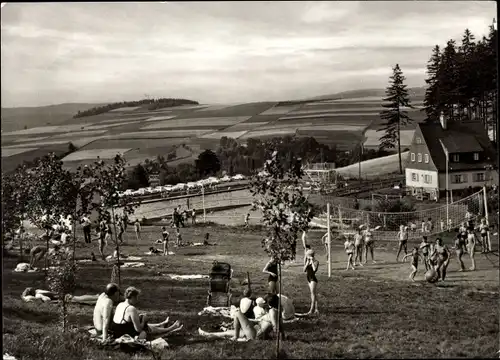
[439, 111, 447, 130]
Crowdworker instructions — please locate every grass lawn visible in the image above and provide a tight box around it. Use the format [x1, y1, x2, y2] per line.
[3, 223, 498, 360]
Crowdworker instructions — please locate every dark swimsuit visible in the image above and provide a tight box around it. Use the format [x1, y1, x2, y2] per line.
[268, 262, 278, 283]
[110, 305, 148, 338]
[306, 264, 318, 283]
[242, 298, 255, 320]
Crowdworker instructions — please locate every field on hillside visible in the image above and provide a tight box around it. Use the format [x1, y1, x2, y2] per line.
[1, 91, 425, 172]
[3, 223, 498, 360]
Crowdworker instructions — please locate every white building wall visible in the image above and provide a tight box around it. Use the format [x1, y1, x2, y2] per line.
[438, 169, 499, 190]
[405, 168, 439, 188]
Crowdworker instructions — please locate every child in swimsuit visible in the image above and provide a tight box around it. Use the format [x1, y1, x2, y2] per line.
[453, 232, 466, 271]
[402, 247, 421, 282]
[419, 236, 431, 270]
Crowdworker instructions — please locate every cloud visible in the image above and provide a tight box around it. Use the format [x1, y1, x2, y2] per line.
[0, 1, 496, 107]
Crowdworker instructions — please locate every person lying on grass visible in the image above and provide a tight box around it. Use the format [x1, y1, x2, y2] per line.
[198, 294, 285, 341]
[22, 287, 102, 304]
[109, 286, 183, 341]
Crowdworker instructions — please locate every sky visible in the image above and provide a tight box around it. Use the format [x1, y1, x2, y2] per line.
[0, 1, 496, 107]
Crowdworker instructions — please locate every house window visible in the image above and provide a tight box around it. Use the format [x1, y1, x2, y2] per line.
[411, 153, 415, 162]
[452, 154, 459, 162]
[411, 173, 419, 182]
[452, 174, 465, 184]
[424, 154, 429, 163]
[473, 153, 479, 161]
[416, 137, 422, 144]
[474, 173, 485, 182]
[417, 153, 422, 162]
[423, 175, 432, 184]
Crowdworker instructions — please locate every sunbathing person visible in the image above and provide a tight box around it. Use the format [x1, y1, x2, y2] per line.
[93, 283, 120, 342]
[198, 297, 274, 341]
[109, 286, 183, 340]
[198, 294, 285, 341]
[22, 288, 101, 304]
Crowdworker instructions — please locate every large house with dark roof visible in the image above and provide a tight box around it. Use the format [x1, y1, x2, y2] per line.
[405, 115, 498, 200]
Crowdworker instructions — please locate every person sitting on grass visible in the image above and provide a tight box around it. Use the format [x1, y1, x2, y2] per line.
[109, 286, 183, 340]
[198, 294, 283, 341]
[93, 283, 120, 343]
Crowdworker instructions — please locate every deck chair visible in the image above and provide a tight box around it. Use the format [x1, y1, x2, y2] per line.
[207, 261, 232, 307]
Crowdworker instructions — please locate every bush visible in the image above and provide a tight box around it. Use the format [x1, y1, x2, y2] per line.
[46, 253, 78, 332]
[370, 198, 416, 230]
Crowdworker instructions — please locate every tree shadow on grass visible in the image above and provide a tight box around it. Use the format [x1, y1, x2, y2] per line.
[3, 305, 56, 325]
[332, 306, 391, 315]
[183, 252, 209, 257]
[166, 334, 224, 346]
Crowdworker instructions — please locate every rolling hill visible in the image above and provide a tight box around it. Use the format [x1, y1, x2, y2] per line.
[1, 103, 106, 133]
[1, 87, 427, 173]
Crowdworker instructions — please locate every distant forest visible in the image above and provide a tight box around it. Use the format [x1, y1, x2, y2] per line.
[73, 98, 199, 118]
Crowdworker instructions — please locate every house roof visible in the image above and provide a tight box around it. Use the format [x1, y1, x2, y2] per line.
[440, 134, 484, 153]
[418, 121, 497, 172]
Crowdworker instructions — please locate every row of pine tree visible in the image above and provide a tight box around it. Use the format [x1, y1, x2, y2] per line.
[378, 20, 497, 174]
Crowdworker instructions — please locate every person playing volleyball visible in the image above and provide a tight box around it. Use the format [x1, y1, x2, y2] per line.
[344, 235, 356, 271]
[396, 225, 409, 262]
[353, 228, 364, 266]
[478, 218, 489, 253]
[452, 231, 466, 271]
[466, 229, 477, 271]
[430, 238, 450, 281]
[402, 247, 421, 282]
[363, 227, 376, 264]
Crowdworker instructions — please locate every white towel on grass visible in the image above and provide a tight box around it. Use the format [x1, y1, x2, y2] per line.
[14, 263, 30, 272]
[87, 329, 169, 349]
[122, 262, 146, 268]
[144, 251, 175, 256]
[76, 259, 93, 264]
[198, 305, 235, 318]
[169, 274, 209, 280]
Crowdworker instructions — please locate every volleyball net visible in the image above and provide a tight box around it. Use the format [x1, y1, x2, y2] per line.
[312, 189, 488, 241]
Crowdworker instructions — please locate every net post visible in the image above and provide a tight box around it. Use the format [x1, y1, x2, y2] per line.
[338, 205, 342, 232]
[482, 186, 492, 251]
[327, 203, 331, 278]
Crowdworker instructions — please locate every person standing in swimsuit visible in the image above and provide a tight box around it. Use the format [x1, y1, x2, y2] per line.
[175, 228, 182, 247]
[419, 236, 431, 270]
[134, 219, 141, 242]
[344, 235, 356, 270]
[402, 247, 421, 282]
[478, 218, 489, 253]
[161, 226, 170, 256]
[466, 229, 477, 271]
[263, 258, 279, 294]
[453, 232, 466, 272]
[363, 228, 376, 264]
[304, 249, 319, 315]
[353, 229, 364, 266]
[117, 217, 125, 245]
[396, 225, 409, 262]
